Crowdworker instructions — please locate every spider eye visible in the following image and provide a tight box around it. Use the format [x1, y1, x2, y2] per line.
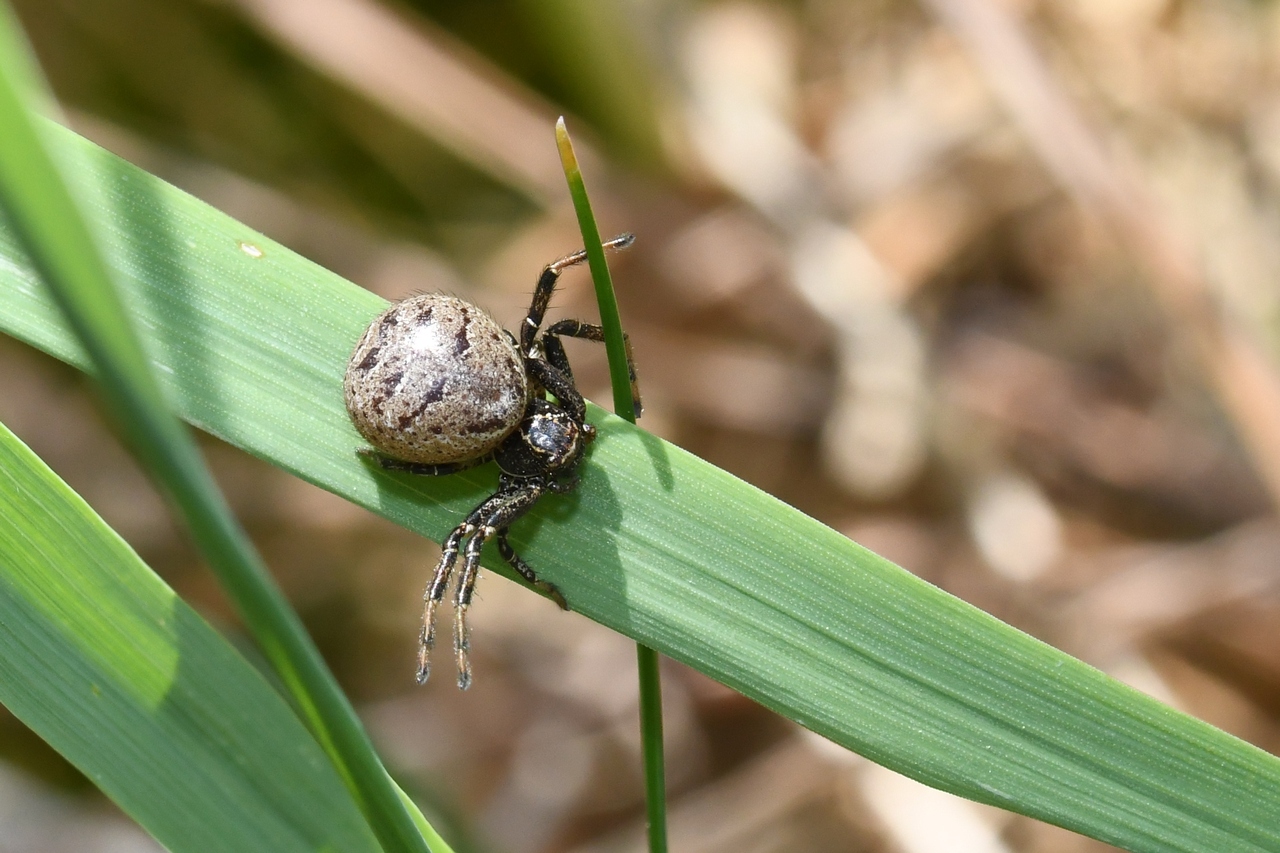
[528, 413, 580, 461]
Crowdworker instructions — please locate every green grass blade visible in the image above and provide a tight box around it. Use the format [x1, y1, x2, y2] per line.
[0, 9, 434, 851]
[0, 120, 1277, 853]
[395, 782, 456, 853]
[557, 118, 667, 853]
[0, 419, 382, 853]
[632, 643, 668, 853]
[555, 118, 637, 424]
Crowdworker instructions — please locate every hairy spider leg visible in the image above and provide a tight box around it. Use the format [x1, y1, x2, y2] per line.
[452, 485, 547, 689]
[542, 319, 643, 417]
[496, 528, 568, 609]
[546, 475, 580, 494]
[416, 487, 518, 684]
[520, 233, 635, 357]
[361, 448, 493, 477]
[526, 357, 588, 424]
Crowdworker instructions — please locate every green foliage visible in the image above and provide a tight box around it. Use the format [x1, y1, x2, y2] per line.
[0, 118, 1276, 852]
[0, 7, 435, 849]
[0, 420, 382, 852]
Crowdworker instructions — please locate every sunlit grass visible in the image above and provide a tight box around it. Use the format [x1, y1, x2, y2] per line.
[0, 111, 1276, 851]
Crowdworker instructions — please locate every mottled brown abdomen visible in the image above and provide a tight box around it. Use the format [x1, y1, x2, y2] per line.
[344, 294, 528, 464]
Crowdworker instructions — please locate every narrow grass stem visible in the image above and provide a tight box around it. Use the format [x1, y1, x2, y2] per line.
[635, 644, 669, 853]
[556, 118, 668, 853]
[555, 119, 637, 424]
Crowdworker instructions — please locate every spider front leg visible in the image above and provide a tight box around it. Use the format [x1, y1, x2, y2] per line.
[452, 484, 546, 690]
[416, 488, 514, 684]
[497, 528, 568, 610]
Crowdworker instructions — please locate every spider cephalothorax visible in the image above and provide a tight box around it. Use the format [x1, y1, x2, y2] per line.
[343, 235, 639, 689]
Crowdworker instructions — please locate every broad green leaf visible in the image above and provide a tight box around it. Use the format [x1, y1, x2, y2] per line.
[0, 120, 1277, 853]
[0, 419, 381, 853]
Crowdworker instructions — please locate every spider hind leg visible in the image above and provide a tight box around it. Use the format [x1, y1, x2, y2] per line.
[542, 319, 643, 418]
[520, 233, 634, 355]
[361, 448, 491, 477]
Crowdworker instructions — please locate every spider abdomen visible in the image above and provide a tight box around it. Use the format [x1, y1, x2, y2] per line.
[344, 293, 528, 464]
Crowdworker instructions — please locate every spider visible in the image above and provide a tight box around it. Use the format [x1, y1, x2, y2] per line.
[343, 234, 640, 689]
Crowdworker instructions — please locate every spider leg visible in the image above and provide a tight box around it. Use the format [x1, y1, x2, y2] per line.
[547, 475, 579, 494]
[452, 485, 546, 690]
[497, 528, 568, 610]
[360, 448, 492, 477]
[526, 357, 587, 424]
[543, 319, 643, 418]
[520, 233, 634, 356]
[416, 488, 514, 684]
[541, 334, 575, 386]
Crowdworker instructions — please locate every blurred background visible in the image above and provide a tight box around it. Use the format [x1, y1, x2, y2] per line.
[2, 0, 1280, 850]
